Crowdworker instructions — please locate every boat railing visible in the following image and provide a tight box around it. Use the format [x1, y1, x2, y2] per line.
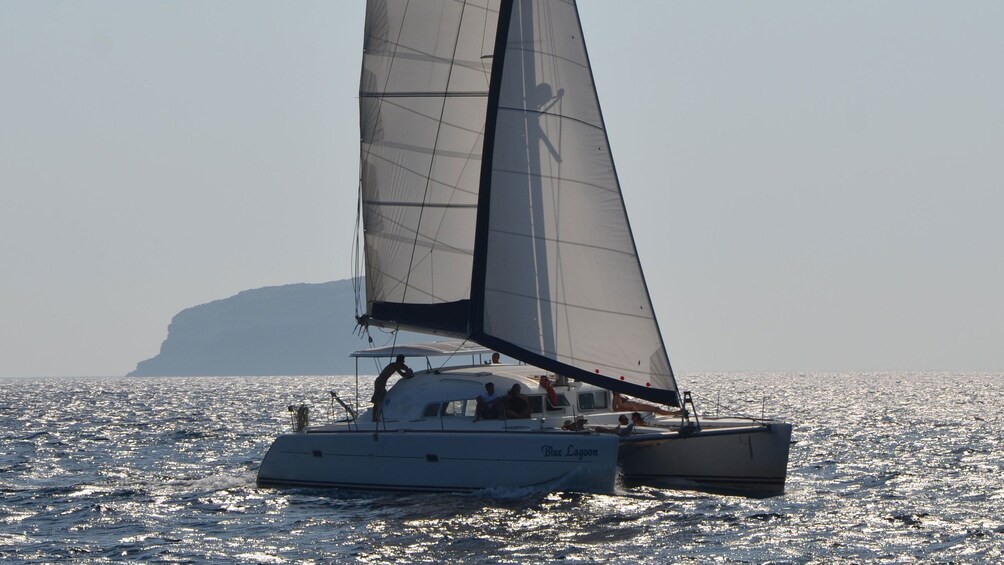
[679, 391, 701, 432]
[703, 389, 782, 423]
[329, 390, 358, 427]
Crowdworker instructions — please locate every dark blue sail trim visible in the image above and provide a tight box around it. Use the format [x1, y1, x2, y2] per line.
[470, 0, 513, 335]
[471, 331, 681, 407]
[370, 300, 470, 335]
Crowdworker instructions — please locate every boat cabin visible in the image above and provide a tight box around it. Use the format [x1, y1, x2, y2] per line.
[349, 342, 613, 426]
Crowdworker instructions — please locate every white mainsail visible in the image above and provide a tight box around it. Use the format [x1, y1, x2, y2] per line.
[359, 0, 678, 405]
[359, 0, 500, 334]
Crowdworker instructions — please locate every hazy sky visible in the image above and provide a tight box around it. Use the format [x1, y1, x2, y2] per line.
[2, 1, 1002, 377]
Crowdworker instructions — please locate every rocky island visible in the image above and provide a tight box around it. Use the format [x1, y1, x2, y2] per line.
[129, 279, 426, 376]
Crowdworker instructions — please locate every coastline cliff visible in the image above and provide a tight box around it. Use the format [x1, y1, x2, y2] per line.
[129, 279, 424, 376]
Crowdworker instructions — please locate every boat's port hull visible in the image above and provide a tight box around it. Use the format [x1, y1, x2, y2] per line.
[618, 423, 792, 497]
[257, 429, 620, 493]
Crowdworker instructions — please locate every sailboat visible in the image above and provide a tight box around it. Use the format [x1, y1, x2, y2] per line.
[258, 0, 791, 496]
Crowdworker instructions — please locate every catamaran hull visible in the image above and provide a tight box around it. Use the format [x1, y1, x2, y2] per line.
[619, 423, 792, 497]
[257, 430, 620, 493]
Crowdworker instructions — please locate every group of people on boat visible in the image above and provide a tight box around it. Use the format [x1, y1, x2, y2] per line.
[473, 381, 530, 421]
[371, 353, 675, 425]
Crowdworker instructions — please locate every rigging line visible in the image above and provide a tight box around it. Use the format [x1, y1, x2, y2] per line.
[483, 285, 657, 322]
[364, 200, 478, 209]
[501, 45, 589, 73]
[366, 43, 494, 72]
[367, 209, 475, 255]
[371, 96, 488, 137]
[369, 268, 458, 304]
[360, 90, 488, 98]
[491, 166, 619, 195]
[425, 4, 494, 269]
[400, 0, 472, 316]
[534, 0, 575, 369]
[441, 0, 493, 263]
[436, 339, 473, 371]
[366, 151, 480, 202]
[487, 225, 637, 258]
[512, 0, 548, 355]
[426, 123, 488, 277]
[495, 105, 603, 132]
[352, 179, 364, 316]
[372, 137, 484, 160]
[480, 0, 493, 82]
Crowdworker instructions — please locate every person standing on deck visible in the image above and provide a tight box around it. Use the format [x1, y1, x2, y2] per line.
[371, 354, 414, 422]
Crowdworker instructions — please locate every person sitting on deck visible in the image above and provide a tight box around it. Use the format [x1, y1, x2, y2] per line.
[594, 414, 632, 435]
[505, 384, 531, 419]
[371, 354, 414, 422]
[612, 391, 677, 416]
[538, 375, 562, 410]
[474, 382, 504, 421]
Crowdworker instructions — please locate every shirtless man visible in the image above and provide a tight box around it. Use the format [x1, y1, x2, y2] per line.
[371, 354, 414, 422]
[612, 391, 676, 416]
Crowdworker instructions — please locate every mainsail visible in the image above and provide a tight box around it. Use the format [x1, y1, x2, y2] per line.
[359, 0, 500, 335]
[359, 0, 679, 405]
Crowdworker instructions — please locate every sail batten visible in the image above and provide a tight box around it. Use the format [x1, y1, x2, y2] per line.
[360, 91, 490, 98]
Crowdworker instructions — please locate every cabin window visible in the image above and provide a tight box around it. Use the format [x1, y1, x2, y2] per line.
[578, 392, 608, 411]
[424, 400, 478, 418]
[422, 403, 441, 418]
[593, 392, 609, 410]
[441, 400, 466, 417]
[529, 395, 543, 414]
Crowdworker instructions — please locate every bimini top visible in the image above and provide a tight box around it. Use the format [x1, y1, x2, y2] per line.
[350, 341, 493, 359]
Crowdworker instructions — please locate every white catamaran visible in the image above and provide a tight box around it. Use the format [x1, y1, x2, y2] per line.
[258, 0, 791, 496]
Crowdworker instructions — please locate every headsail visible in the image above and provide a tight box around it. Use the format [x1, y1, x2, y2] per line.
[359, 0, 500, 335]
[471, 0, 680, 405]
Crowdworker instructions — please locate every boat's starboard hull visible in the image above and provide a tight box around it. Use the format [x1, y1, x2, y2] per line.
[618, 423, 792, 497]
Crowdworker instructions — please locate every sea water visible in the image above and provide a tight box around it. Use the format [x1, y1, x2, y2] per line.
[1, 372, 1002, 563]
